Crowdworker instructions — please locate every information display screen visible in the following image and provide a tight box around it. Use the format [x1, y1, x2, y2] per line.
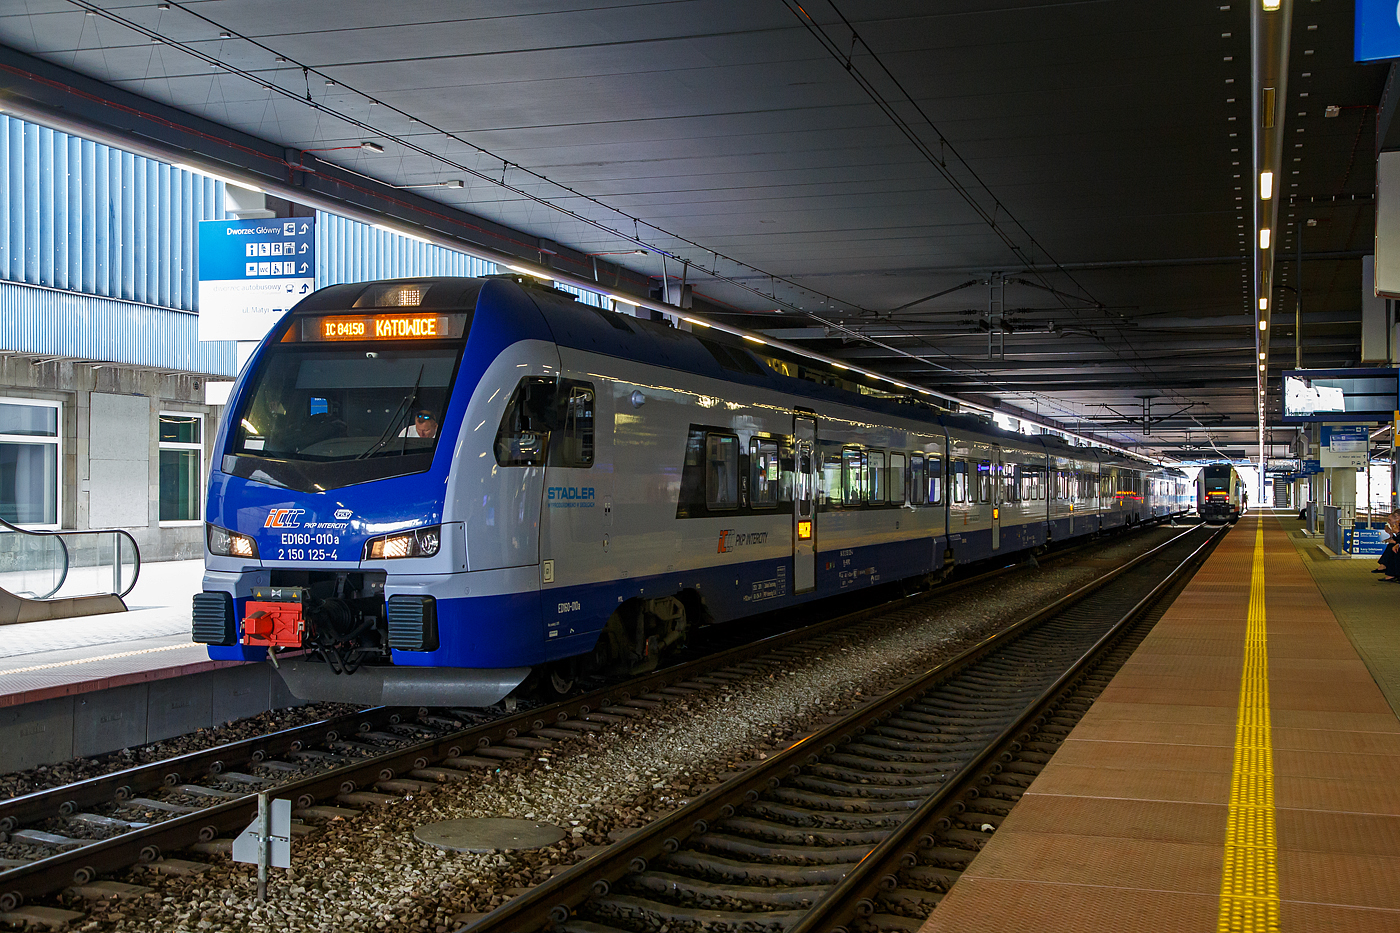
[294, 313, 468, 343]
[1280, 369, 1398, 423]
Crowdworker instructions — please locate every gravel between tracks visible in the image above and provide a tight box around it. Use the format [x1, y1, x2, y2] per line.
[26, 527, 1184, 933]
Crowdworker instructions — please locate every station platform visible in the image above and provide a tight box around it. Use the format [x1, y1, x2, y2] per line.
[0, 559, 222, 708]
[923, 512, 1400, 932]
[0, 561, 297, 772]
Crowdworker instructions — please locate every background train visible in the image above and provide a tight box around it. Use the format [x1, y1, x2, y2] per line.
[1197, 463, 1248, 524]
[193, 276, 1191, 705]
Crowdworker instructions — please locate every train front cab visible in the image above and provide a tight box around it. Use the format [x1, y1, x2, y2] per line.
[1198, 464, 1241, 524]
[196, 278, 580, 706]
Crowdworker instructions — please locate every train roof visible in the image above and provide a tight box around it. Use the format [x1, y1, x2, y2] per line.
[287, 276, 1166, 472]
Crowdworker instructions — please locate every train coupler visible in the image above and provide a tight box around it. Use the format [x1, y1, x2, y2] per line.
[242, 587, 308, 649]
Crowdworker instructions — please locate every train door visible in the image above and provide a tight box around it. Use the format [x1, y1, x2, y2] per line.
[793, 415, 817, 593]
[991, 446, 1002, 550]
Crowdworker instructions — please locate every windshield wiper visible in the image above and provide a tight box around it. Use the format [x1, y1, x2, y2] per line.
[357, 364, 424, 460]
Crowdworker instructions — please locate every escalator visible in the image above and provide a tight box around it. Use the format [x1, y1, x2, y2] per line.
[0, 518, 139, 624]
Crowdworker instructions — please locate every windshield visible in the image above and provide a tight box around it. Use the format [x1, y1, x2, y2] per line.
[235, 347, 459, 461]
[1202, 468, 1231, 493]
[223, 309, 470, 492]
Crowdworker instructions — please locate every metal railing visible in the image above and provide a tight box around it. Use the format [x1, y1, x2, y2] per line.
[0, 517, 139, 600]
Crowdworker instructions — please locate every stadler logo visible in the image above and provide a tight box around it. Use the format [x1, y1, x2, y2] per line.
[547, 487, 596, 508]
[264, 509, 306, 528]
[333, 508, 353, 520]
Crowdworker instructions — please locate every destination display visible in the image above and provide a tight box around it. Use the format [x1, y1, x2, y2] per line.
[296, 313, 468, 343]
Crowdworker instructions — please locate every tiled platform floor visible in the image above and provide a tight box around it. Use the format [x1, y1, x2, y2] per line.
[1278, 515, 1400, 718]
[921, 513, 1400, 932]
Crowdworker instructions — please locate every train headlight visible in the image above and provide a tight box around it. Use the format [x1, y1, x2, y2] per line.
[363, 525, 442, 560]
[207, 523, 259, 559]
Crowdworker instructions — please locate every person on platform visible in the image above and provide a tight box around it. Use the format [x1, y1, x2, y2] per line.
[1375, 510, 1400, 581]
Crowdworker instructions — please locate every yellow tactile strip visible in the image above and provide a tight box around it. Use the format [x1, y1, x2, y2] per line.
[920, 517, 1400, 933]
[1216, 520, 1278, 931]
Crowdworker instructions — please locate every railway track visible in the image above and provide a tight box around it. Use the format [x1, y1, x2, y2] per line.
[456, 522, 1222, 933]
[0, 520, 1193, 923]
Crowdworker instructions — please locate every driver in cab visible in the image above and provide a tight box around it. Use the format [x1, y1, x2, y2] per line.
[408, 409, 437, 439]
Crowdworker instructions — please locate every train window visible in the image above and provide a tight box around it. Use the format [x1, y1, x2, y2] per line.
[817, 448, 834, 501]
[750, 437, 780, 508]
[928, 457, 944, 505]
[976, 460, 991, 503]
[868, 450, 886, 504]
[889, 452, 906, 505]
[842, 448, 866, 505]
[705, 434, 740, 509]
[555, 383, 595, 467]
[495, 377, 557, 466]
[951, 460, 967, 503]
[910, 455, 926, 505]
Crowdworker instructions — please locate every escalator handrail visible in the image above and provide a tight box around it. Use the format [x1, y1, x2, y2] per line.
[0, 516, 140, 600]
[0, 516, 68, 599]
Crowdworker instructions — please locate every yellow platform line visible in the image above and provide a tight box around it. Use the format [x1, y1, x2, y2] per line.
[1217, 518, 1280, 932]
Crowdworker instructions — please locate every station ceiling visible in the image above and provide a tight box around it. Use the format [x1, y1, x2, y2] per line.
[0, 1, 1389, 458]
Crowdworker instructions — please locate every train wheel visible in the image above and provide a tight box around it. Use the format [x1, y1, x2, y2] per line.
[543, 660, 577, 699]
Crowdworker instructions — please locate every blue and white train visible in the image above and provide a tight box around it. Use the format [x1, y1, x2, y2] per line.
[193, 276, 1190, 705]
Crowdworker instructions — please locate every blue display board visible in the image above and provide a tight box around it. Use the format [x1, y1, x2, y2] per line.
[1357, 0, 1400, 62]
[198, 218, 316, 341]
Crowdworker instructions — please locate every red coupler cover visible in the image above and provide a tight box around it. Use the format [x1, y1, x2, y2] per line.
[242, 600, 304, 648]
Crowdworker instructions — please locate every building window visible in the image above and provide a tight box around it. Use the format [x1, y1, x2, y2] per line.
[159, 412, 203, 523]
[0, 400, 60, 527]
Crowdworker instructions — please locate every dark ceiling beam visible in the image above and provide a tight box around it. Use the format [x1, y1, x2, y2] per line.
[721, 250, 1372, 284]
[1379, 62, 1400, 152]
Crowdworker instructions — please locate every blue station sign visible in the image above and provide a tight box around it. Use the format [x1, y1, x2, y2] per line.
[198, 218, 316, 342]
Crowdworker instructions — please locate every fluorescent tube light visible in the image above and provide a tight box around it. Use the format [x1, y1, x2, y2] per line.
[372, 223, 431, 244]
[172, 162, 262, 192]
[1260, 171, 1273, 200]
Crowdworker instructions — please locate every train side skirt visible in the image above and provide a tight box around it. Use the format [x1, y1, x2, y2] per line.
[273, 659, 532, 706]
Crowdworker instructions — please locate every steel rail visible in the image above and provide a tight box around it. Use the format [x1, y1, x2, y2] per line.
[0, 520, 1184, 912]
[790, 524, 1225, 932]
[0, 706, 411, 835]
[451, 524, 1213, 932]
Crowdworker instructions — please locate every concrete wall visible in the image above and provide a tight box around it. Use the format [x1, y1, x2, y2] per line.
[0, 665, 302, 772]
[0, 357, 224, 561]
[89, 393, 151, 528]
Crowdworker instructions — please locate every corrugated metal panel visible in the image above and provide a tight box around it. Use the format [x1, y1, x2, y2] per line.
[0, 280, 237, 376]
[315, 212, 604, 307]
[316, 212, 495, 286]
[552, 281, 607, 308]
[0, 114, 224, 311]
